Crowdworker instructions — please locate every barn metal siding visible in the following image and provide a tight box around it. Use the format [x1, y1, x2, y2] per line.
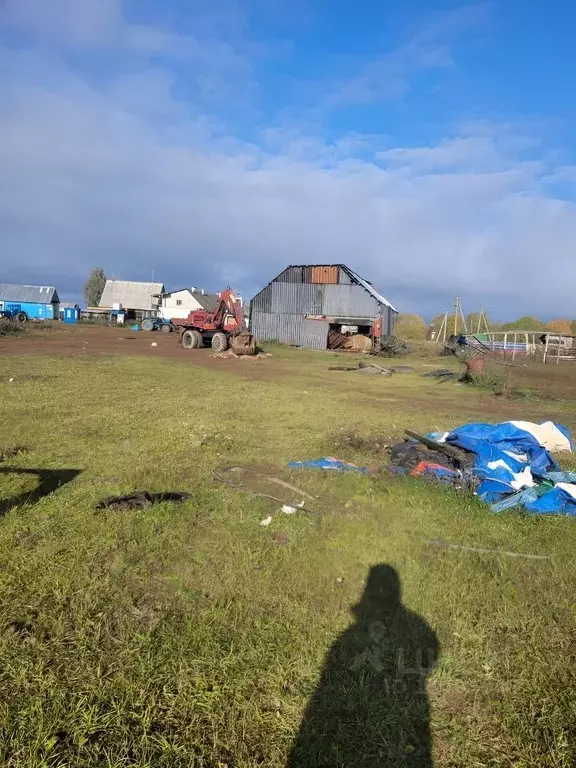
[251, 283, 272, 313]
[383, 305, 395, 336]
[338, 269, 352, 284]
[270, 282, 323, 314]
[322, 284, 380, 318]
[251, 311, 329, 349]
[275, 266, 305, 283]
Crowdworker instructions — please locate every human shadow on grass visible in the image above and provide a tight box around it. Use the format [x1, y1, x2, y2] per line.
[287, 564, 439, 768]
[0, 467, 81, 516]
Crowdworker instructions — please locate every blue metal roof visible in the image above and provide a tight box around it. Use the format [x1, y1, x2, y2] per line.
[0, 283, 59, 304]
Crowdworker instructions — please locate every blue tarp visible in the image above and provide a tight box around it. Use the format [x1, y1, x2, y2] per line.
[443, 421, 576, 515]
[288, 457, 368, 473]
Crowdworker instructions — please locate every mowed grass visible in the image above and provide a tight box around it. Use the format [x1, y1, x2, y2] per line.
[1, 349, 576, 766]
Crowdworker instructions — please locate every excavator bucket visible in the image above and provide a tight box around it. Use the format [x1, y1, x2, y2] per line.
[230, 331, 257, 356]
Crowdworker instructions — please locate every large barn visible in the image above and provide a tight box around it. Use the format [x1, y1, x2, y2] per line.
[250, 264, 397, 350]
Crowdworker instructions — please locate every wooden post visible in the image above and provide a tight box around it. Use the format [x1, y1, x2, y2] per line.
[512, 332, 517, 361]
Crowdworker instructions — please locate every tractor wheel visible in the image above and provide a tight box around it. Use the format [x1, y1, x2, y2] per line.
[161, 323, 172, 333]
[181, 330, 198, 349]
[191, 330, 203, 348]
[141, 319, 155, 331]
[211, 332, 228, 352]
[15, 312, 28, 323]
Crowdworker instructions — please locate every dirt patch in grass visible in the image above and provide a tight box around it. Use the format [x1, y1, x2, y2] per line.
[334, 430, 392, 455]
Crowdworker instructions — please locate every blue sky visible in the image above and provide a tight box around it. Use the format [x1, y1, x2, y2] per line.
[1, 0, 575, 319]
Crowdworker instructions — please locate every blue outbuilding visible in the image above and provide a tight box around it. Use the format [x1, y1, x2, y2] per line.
[0, 283, 60, 320]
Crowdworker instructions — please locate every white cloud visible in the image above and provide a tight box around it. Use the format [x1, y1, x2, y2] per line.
[0, 1, 575, 317]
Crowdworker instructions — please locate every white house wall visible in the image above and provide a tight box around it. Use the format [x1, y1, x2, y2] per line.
[160, 290, 204, 320]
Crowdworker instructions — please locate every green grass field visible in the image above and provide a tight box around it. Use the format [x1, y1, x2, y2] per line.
[1, 346, 576, 767]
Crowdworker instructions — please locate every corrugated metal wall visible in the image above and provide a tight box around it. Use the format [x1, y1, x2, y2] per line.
[383, 305, 395, 336]
[254, 282, 381, 318]
[271, 282, 323, 314]
[251, 283, 273, 313]
[322, 285, 379, 317]
[251, 311, 329, 349]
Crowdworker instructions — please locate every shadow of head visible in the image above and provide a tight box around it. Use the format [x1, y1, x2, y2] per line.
[352, 563, 401, 622]
[0, 468, 81, 516]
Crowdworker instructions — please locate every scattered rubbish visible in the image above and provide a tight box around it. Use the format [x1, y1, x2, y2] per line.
[390, 421, 576, 516]
[374, 336, 412, 357]
[213, 466, 317, 513]
[282, 504, 297, 514]
[328, 330, 372, 352]
[96, 491, 191, 511]
[358, 361, 392, 375]
[389, 437, 476, 489]
[151, 342, 158, 347]
[329, 361, 392, 375]
[212, 349, 272, 359]
[422, 537, 550, 561]
[8, 378, 14, 383]
[130, 324, 141, 331]
[336, 576, 344, 583]
[423, 368, 460, 381]
[404, 430, 471, 467]
[288, 457, 368, 473]
[260, 516, 272, 527]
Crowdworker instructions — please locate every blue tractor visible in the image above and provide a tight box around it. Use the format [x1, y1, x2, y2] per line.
[0, 308, 28, 323]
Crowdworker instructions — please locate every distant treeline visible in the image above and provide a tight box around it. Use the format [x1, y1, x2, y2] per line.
[394, 314, 576, 341]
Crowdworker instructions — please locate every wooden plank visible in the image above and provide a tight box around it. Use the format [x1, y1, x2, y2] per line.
[404, 429, 468, 465]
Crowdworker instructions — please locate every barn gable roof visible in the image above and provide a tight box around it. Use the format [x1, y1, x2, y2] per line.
[254, 264, 397, 313]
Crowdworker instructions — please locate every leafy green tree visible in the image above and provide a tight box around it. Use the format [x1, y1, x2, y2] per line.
[84, 267, 107, 307]
[501, 316, 546, 331]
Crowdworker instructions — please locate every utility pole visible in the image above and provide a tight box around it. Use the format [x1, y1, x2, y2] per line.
[454, 295, 459, 336]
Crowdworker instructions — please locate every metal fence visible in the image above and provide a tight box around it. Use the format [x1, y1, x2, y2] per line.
[463, 331, 576, 364]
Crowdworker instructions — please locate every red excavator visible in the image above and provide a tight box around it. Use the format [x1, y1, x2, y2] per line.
[173, 287, 256, 355]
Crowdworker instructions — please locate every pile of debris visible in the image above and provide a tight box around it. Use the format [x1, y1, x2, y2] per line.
[327, 331, 373, 352]
[329, 361, 392, 376]
[389, 421, 576, 515]
[211, 350, 272, 360]
[330, 361, 417, 376]
[374, 336, 412, 357]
